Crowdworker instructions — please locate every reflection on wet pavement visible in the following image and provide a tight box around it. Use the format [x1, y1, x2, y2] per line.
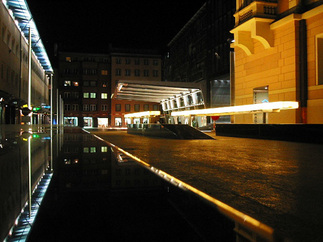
[90, 129, 323, 242]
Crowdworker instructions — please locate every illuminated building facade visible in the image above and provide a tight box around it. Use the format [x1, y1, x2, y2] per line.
[231, 0, 323, 124]
[0, 0, 53, 124]
[110, 48, 161, 127]
[58, 52, 111, 128]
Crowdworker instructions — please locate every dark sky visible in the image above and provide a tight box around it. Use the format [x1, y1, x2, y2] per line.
[27, 0, 206, 58]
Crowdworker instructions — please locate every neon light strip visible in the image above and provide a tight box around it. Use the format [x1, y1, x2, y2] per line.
[171, 101, 299, 117]
[124, 111, 161, 118]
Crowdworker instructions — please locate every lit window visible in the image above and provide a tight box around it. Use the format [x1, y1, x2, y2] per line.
[101, 70, 108, 75]
[64, 80, 71, 86]
[90, 147, 96, 153]
[101, 93, 108, 99]
[66, 57, 72, 62]
[83, 92, 89, 98]
[83, 147, 89, 153]
[73, 82, 79, 87]
[101, 146, 108, 152]
[90, 93, 96, 98]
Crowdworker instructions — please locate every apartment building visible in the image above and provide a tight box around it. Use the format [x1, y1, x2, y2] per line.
[58, 52, 111, 128]
[110, 48, 161, 127]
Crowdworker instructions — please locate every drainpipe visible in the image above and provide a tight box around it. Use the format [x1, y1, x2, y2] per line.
[299, 19, 308, 123]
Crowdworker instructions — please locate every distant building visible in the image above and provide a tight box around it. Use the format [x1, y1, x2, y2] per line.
[0, 0, 53, 124]
[231, 0, 323, 124]
[110, 48, 162, 127]
[164, 0, 236, 124]
[58, 52, 111, 128]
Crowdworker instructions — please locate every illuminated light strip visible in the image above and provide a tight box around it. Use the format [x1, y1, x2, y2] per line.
[171, 101, 299, 117]
[124, 111, 161, 118]
[6, 173, 53, 241]
[86, 129, 275, 241]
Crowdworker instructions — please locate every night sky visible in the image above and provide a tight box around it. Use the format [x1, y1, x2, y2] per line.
[27, 0, 206, 59]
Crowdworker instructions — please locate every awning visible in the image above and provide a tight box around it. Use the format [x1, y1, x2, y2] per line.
[113, 80, 204, 103]
[4, 0, 53, 72]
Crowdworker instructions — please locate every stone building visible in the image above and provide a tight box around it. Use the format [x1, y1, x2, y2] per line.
[231, 0, 323, 124]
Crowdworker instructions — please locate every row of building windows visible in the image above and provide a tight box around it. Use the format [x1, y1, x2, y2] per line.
[64, 104, 109, 111]
[63, 92, 109, 99]
[115, 69, 159, 77]
[115, 58, 159, 66]
[115, 103, 159, 112]
[1, 21, 46, 80]
[64, 80, 108, 87]
[63, 68, 109, 75]
[65, 56, 110, 63]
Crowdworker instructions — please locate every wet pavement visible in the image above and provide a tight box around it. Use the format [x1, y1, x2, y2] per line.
[90, 129, 323, 242]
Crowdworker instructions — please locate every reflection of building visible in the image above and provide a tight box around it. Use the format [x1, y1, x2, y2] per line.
[0, 1, 53, 124]
[111, 48, 162, 127]
[58, 52, 111, 128]
[231, 0, 323, 124]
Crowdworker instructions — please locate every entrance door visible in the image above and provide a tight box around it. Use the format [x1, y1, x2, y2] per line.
[254, 86, 269, 124]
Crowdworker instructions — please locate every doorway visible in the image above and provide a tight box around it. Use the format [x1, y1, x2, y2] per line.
[254, 86, 268, 124]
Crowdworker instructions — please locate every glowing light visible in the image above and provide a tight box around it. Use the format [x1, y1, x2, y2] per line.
[124, 111, 161, 118]
[171, 101, 299, 117]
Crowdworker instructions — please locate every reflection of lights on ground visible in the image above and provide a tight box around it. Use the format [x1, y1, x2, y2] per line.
[5, 173, 53, 242]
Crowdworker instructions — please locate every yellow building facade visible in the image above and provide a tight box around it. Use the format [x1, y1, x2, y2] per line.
[231, 0, 323, 124]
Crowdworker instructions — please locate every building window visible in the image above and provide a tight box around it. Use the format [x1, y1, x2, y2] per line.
[144, 59, 149, 65]
[116, 69, 121, 76]
[83, 92, 89, 98]
[83, 104, 89, 111]
[144, 104, 149, 111]
[72, 104, 79, 111]
[153, 70, 159, 77]
[102, 82, 107, 88]
[64, 92, 71, 98]
[101, 104, 108, 111]
[66, 57, 72, 62]
[83, 81, 89, 86]
[317, 34, 323, 85]
[101, 93, 108, 99]
[143, 70, 149, 77]
[134, 104, 140, 112]
[153, 104, 159, 111]
[101, 146, 108, 152]
[64, 104, 71, 111]
[153, 60, 159, 66]
[64, 80, 71, 86]
[116, 58, 122, 64]
[90, 81, 97, 87]
[135, 69, 140, 76]
[125, 58, 131, 64]
[73, 81, 79, 87]
[125, 104, 131, 112]
[101, 70, 108, 75]
[125, 69, 131, 76]
[72, 92, 79, 99]
[115, 104, 121, 112]
[135, 59, 140, 65]
[90, 104, 97, 111]
[90, 93, 96, 98]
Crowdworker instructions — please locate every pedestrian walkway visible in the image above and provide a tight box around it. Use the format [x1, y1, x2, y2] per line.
[90, 129, 323, 242]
